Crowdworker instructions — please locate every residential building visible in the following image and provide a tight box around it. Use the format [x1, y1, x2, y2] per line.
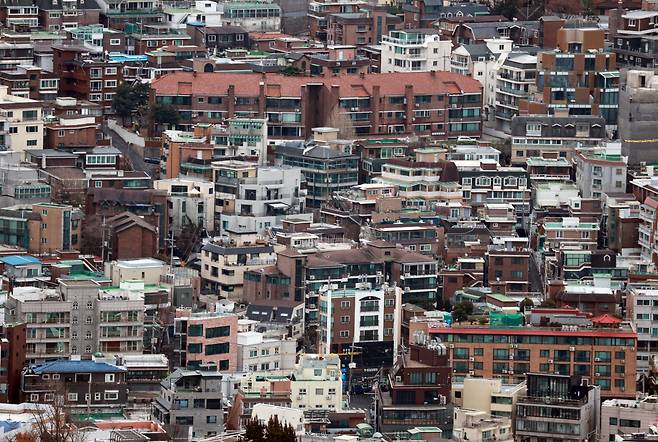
[0, 1, 38, 31]
[21, 358, 127, 415]
[486, 237, 531, 295]
[44, 115, 101, 150]
[613, 10, 658, 68]
[525, 27, 619, 130]
[152, 369, 226, 439]
[377, 344, 452, 437]
[290, 353, 343, 410]
[453, 409, 513, 442]
[510, 114, 607, 164]
[516, 373, 600, 442]
[575, 145, 628, 199]
[326, 8, 402, 46]
[149, 71, 483, 140]
[290, 45, 370, 77]
[451, 377, 526, 419]
[619, 70, 658, 166]
[6, 279, 145, 362]
[220, 1, 280, 32]
[213, 160, 305, 234]
[161, 126, 213, 180]
[172, 310, 238, 371]
[494, 52, 537, 132]
[37, 0, 102, 32]
[154, 177, 215, 234]
[626, 283, 658, 372]
[200, 240, 278, 298]
[0, 42, 34, 70]
[424, 314, 636, 397]
[317, 284, 401, 360]
[52, 45, 123, 114]
[308, 0, 367, 42]
[0, 65, 59, 101]
[537, 216, 600, 254]
[380, 29, 452, 73]
[236, 331, 296, 372]
[450, 20, 539, 46]
[0, 85, 43, 158]
[105, 212, 159, 260]
[211, 118, 268, 161]
[0, 255, 48, 287]
[601, 396, 658, 442]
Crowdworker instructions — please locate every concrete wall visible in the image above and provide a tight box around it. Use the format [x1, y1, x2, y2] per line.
[620, 70, 658, 165]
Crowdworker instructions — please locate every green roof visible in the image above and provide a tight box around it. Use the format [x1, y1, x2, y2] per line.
[487, 293, 515, 303]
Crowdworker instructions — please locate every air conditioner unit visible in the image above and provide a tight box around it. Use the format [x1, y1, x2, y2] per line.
[404, 273, 411, 277]
[548, 359, 554, 364]
[350, 107, 358, 111]
[595, 373, 601, 377]
[508, 370, 514, 375]
[509, 355, 514, 360]
[469, 357, 475, 362]
[404, 287, 410, 292]
[469, 370, 475, 375]
[595, 357, 601, 362]
[569, 347, 575, 352]
[449, 344, 454, 348]
[395, 376, 402, 382]
[502, 369, 507, 374]
[309, 275, 315, 280]
[415, 103, 420, 108]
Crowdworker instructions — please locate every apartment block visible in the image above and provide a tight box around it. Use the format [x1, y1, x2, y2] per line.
[150, 71, 483, 140]
[516, 373, 600, 442]
[236, 331, 297, 372]
[381, 29, 452, 73]
[494, 52, 537, 132]
[6, 279, 145, 362]
[613, 10, 658, 68]
[153, 177, 215, 234]
[173, 310, 238, 371]
[537, 217, 600, 254]
[0, 85, 43, 158]
[308, 0, 367, 42]
[601, 397, 658, 442]
[317, 284, 401, 358]
[575, 147, 627, 199]
[152, 369, 226, 439]
[425, 314, 636, 398]
[625, 283, 658, 372]
[452, 377, 526, 419]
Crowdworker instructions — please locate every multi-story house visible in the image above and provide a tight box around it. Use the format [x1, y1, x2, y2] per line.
[575, 146, 628, 199]
[451, 38, 513, 113]
[494, 51, 537, 132]
[452, 377, 526, 419]
[377, 344, 452, 437]
[153, 177, 215, 234]
[516, 373, 600, 442]
[486, 236, 531, 295]
[52, 45, 122, 114]
[625, 283, 658, 372]
[150, 70, 483, 140]
[0, 255, 48, 288]
[317, 284, 401, 361]
[0, 1, 38, 31]
[222, 1, 281, 32]
[308, 0, 367, 42]
[127, 27, 192, 55]
[152, 369, 226, 439]
[373, 154, 463, 212]
[21, 358, 128, 415]
[0, 66, 59, 101]
[290, 353, 343, 410]
[511, 114, 607, 164]
[275, 132, 357, 209]
[36, 0, 102, 32]
[526, 26, 619, 130]
[613, 10, 658, 68]
[6, 279, 145, 362]
[188, 25, 249, 52]
[0, 85, 43, 158]
[450, 20, 539, 46]
[537, 216, 600, 254]
[422, 312, 636, 397]
[236, 331, 296, 372]
[172, 310, 238, 371]
[326, 7, 401, 46]
[200, 239, 277, 299]
[381, 29, 452, 73]
[96, 0, 163, 31]
[65, 25, 127, 53]
[362, 222, 442, 255]
[601, 396, 658, 441]
[44, 114, 101, 149]
[0, 41, 34, 70]
[212, 160, 305, 234]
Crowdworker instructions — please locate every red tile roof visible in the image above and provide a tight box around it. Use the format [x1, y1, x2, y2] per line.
[151, 71, 483, 97]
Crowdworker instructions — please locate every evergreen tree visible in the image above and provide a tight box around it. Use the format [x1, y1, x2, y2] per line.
[243, 418, 265, 442]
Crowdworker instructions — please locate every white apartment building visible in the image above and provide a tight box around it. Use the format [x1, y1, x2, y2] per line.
[453, 409, 514, 442]
[452, 378, 526, 419]
[154, 176, 215, 233]
[6, 279, 144, 362]
[494, 52, 537, 132]
[0, 85, 43, 158]
[381, 30, 452, 73]
[290, 354, 343, 410]
[236, 331, 297, 372]
[213, 160, 305, 235]
[451, 38, 512, 113]
[212, 119, 268, 165]
[601, 397, 658, 441]
[574, 144, 628, 199]
[627, 283, 658, 372]
[165, 0, 224, 28]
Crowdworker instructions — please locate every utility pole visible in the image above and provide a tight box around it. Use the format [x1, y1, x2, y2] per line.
[165, 230, 175, 267]
[100, 216, 107, 263]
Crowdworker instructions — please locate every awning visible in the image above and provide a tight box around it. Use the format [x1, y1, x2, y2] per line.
[267, 202, 289, 210]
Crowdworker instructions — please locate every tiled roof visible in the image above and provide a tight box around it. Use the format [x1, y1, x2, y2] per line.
[151, 71, 483, 97]
[31, 359, 126, 374]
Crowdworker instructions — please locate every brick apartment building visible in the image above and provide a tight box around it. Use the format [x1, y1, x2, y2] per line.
[0, 65, 59, 101]
[422, 316, 636, 398]
[326, 8, 402, 46]
[36, 0, 102, 32]
[52, 45, 123, 114]
[150, 71, 483, 140]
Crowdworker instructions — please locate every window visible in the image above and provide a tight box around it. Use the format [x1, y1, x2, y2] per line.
[629, 18, 636, 26]
[105, 374, 115, 383]
[68, 393, 78, 402]
[339, 330, 349, 338]
[26, 126, 39, 133]
[27, 140, 37, 146]
[340, 301, 350, 309]
[526, 122, 541, 136]
[85, 316, 92, 324]
[85, 331, 92, 340]
[104, 391, 119, 400]
[85, 345, 92, 353]
[340, 316, 350, 323]
[110, 39, 121, 46]
[105, 80, 117, 88]
[207, 416, 217, 424]
[30, 394, 39, 402]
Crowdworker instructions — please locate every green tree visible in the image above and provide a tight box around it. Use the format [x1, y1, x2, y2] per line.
[452, 300, 474, 322]
[150, 103, 180, 132]
[491, 0, 518, 19]
[243, 418, 265, 442]
[112, 82, 150, 126]
[520, 297, 534, 312]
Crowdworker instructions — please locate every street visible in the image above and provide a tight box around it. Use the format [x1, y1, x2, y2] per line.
[103, 125, 158, 176]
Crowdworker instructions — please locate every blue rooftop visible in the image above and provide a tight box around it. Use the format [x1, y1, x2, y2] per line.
[108, 52, 148, 62]
[0, 255, 41, 266]
[32, 360, 126, 374]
